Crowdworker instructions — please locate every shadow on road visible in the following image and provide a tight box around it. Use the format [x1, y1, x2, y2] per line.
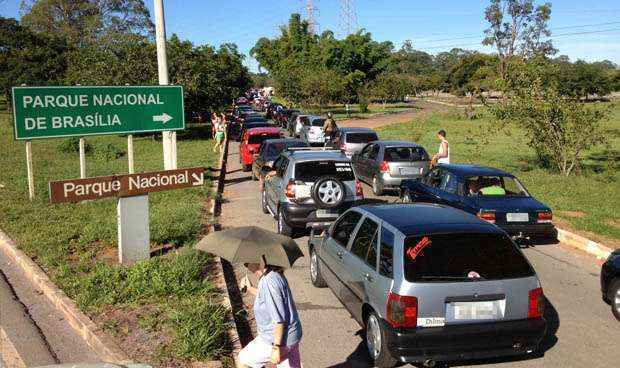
[327, 330, 373, 368]
[224, 175, 252, 186]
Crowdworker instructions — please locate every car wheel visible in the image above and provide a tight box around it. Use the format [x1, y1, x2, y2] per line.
[365, 312, 397, 368]
[372, 176, 384, 196]
[312, 176, 346, 209]
[310, 248, 327, 288]
[261, 189, 269, 214]
[277, 208, 294, 237]
[610, 279, 620, 321]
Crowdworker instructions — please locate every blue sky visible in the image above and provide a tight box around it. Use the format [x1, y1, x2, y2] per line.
[2, 0, 619, 72]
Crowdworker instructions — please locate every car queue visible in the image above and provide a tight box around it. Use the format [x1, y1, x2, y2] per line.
[224, 92, 619, 368]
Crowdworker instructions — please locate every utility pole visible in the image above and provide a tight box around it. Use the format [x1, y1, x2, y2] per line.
[339, 0, 358, 37]
[154, 0, 177, 169]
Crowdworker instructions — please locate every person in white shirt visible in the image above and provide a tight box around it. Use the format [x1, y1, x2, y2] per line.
[432, 129, 450, 166]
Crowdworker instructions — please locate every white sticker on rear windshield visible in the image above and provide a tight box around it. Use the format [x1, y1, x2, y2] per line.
[335, 162, 351, 167]
[417, 317, 445, 327]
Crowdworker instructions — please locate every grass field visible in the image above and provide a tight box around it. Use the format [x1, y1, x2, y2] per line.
[269, 96, 415, 120]
[377, 104, 620, 244]
[0, 112, 225, 365]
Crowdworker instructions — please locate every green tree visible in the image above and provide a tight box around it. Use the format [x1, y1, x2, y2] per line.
[491, 78, 609, 176]
[367, 73, 413, 107]
[0, 17, 68, 104]
[298, 68, 343, 109]
[483, 0, 555, 80]
[20, 0, 153, 46]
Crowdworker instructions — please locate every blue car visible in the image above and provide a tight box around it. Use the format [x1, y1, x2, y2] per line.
[399, 164, 556, 240]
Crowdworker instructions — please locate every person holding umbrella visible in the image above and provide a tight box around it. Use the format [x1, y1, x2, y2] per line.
[196, 226, 304, 368]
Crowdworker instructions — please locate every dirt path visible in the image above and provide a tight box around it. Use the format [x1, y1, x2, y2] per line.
[337, 100, 450, 129]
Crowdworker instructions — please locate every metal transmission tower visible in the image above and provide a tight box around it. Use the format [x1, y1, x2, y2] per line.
[339, 0, 358, 37]
[304, 0, 319, 35]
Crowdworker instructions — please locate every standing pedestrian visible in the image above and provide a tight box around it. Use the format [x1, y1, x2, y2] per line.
[237, 256, 302, 368]
[323, 112, 338, 148]
[213, 114, 226, 153]
[431, 129, 450, 166]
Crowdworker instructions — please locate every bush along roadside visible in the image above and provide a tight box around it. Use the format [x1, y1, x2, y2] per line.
[0, 117, 227, 366]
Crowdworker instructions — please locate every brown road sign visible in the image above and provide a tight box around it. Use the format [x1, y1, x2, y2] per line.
[49, 167, 205, 204]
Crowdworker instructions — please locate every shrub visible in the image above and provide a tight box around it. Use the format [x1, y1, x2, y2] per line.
[94, 143, 125, 161]
[58, 137, 91, 154]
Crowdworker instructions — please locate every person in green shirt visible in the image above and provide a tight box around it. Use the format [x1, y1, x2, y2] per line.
[479, 177, 506, 195]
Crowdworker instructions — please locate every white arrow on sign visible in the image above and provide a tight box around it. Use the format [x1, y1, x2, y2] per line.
[153, 113, 173, 124]
[191, 172, 204, 186]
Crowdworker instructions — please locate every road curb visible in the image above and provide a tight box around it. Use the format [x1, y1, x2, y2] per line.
[556, 227, 614, 260]
[0, 230, 130, 364]
[206, 138, 244, 363]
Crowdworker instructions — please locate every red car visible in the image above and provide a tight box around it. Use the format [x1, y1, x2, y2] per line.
[239, 127, 282, 171]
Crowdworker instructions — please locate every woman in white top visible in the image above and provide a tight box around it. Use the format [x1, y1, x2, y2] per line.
[432, 129, 450, 166]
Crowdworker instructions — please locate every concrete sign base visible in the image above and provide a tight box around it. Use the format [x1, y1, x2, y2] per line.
[117, 195, 150, 264]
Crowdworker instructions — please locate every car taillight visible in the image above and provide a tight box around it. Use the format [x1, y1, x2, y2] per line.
[379, 161, 389, 173]
[386, 292, 417, 328]
[284, 180, 295, 199]
[477, 210, 496, 224]
[355, 180, 364, 197]
[537, 211, 553, 223]
[528, 287, 545, 318]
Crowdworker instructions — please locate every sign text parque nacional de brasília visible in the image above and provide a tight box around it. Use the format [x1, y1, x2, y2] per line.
[12, 85, 184, 140]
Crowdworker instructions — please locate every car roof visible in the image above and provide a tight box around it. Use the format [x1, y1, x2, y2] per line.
[439, 164, 514, 177]
[373, 140, 423, 148]
[263, 138, 306, 146]
[283, 150, 350, 162]
[246, 127, 281, 135]
[339, 127, 377, 134]
[357, 203, 500, 236]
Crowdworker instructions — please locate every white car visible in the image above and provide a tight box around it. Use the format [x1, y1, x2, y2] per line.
[300, 116, 326, 144]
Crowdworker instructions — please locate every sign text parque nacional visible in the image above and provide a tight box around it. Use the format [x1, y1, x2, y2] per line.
[12, 85, 184, 140]
[49, 167, 204, 204]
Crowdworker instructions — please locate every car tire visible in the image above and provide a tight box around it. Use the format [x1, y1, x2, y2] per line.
[610, 278, 620, 321]
[277, 208, 294, 237]
[312, 176, 346, 209]
[261, 189, 269, 215]
[372, 175, 384, 196]
[365, 312, 397, 368]
[309, 248, 327, 288]
[242, 164, 251, 172]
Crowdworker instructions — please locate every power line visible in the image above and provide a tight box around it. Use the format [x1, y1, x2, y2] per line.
[417, 28, 620, 51]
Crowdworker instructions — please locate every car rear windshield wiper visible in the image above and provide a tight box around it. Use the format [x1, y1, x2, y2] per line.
[417, 275, 486, 281]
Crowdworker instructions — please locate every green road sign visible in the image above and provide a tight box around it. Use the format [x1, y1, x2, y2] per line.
[12, 85, 184, 140]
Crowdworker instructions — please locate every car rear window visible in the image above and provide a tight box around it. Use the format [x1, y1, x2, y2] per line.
[294, 161, 356, 182]
[311, 119, 325, 127]
[346, 133, 378, 144]
[403, 233, 534, 282]
[248, 133, 280, 145]
[265, 141, 308, 159]
[385, 147, 429, 162]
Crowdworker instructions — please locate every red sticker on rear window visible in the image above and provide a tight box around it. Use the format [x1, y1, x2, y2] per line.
[406, 236, 432, 260]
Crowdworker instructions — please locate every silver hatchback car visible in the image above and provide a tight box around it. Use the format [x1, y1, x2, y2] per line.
[352, 141, 430, 196]
[308, 203, 547, 367]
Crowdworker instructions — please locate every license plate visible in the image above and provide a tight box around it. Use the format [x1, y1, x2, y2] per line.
[451, 300, 506, 321]
[316, 209, 338, 218]
[507, 213, 529, 222]
[295, 185, 311, 199]
[399, 167, 417, 175]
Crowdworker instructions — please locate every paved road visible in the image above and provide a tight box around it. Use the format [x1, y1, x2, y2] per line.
[221, 139, 619, 368]
[0, 245, 100, 366]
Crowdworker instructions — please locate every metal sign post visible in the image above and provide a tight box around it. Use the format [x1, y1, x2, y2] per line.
[25, 141, 35, 200]
[154, 0, 177, 170]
